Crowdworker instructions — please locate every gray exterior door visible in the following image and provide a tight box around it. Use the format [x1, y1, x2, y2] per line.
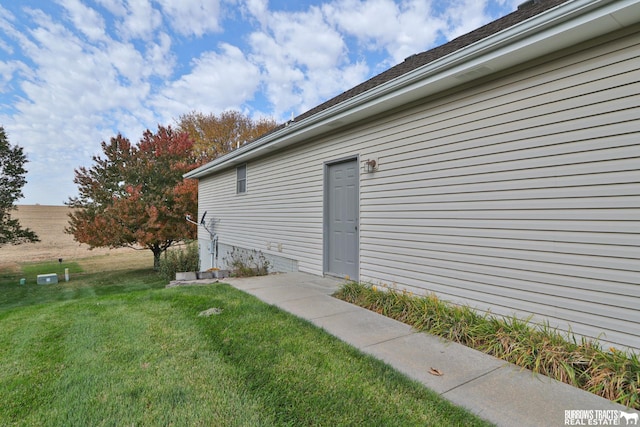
[326, 159, 359, 280]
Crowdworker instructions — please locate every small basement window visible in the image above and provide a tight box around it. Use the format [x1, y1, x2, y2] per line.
[236, 164, 247, 194]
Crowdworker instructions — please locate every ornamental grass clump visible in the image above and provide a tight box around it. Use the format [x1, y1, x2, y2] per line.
[334, 281, 640, 410]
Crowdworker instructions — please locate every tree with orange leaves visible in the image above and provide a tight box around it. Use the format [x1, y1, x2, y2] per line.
[66, 126, 199, 270]
[177, 110, 277, 162]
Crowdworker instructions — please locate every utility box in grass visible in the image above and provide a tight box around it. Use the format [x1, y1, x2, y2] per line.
[37, 273, 58, 285]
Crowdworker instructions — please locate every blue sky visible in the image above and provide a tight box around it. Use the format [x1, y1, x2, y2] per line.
[0, 0, 519, 205]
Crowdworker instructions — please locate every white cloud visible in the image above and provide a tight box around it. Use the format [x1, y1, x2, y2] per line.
[156, 0, 224, 37]
[494, 0, 520, 13]
[247, 5, 369, 119]
[113, 0, 163, 41]
[16, 24, 117, 113]
[441, 0, 493, 40]
[0, 2, 174, 204]
[323, 0, 404, 47]
[0, 60, 27, 93]
[242, 0, 269, 26]
[0, 37, 12, 55]
[93, 0, 127, 17]
[57, 0, 107, 42]
[0, 5, 16, 54]
[0, 4, 13, 19]
[152, 43, 261, 121]
[322, 0, 446, 65]
[142, 31, 175, 79]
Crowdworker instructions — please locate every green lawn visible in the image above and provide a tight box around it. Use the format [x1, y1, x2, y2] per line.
[0, 266, 492, 426]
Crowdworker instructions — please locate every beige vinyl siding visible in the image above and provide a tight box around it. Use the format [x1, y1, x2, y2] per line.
[197, 27, 640, 351]
[197, 150, 327, 275]
[358, 27, 640, 351]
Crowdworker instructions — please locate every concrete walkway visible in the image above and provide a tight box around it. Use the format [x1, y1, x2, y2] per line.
[173, 272, 638, 427]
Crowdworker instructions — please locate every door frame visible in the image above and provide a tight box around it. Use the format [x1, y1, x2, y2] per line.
[323, 156, 360, 280]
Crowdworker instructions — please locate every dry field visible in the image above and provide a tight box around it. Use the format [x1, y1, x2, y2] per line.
[0, 205, 152, 271]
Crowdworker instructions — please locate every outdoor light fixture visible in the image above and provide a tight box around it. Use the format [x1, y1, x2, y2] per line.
[362, 158, 378, 173]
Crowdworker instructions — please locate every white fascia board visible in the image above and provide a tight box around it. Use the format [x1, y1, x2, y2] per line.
[185, 0, 639, 180]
